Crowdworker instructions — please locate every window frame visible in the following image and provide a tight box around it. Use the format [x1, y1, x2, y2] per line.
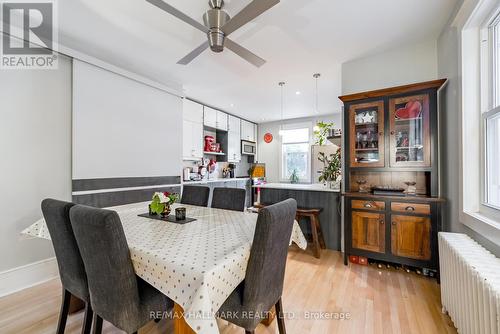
[279, 124, 312, 183]
[480, 12, 500, 213]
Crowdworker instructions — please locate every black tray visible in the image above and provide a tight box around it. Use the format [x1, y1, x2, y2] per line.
[138, 213, 196, 224]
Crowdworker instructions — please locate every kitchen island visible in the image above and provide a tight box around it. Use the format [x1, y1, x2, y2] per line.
[254, 183, 342, 250]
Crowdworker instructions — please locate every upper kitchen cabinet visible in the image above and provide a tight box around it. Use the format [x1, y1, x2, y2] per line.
[183, 99, 203, 123]
[241, 120, 256, 142]
[204, 106, 228, 131]
[203, 106, 217, 129]
[227, 115, 241, 162]
[182, 99, 204, 160]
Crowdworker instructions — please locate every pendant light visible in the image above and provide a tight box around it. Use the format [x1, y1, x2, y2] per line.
[278, 81, 285, 136]
[313, 73, 321, 132]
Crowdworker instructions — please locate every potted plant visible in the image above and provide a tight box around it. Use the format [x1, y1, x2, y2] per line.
[149, 191, 179, 217]
[313, 121, 335, 146]
[318, 148, 341, 189]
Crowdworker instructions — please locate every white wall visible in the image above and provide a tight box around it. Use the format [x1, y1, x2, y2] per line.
[72, 60, 182, 179]
[341, 39, 438, 94]
[257, 114, 342, 183]
[0, 56, 72, 272]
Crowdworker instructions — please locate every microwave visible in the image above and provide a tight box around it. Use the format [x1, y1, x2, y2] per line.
[241, 140, 256, 156]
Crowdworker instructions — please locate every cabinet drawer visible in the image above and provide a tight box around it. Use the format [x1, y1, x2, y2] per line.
[391, 202, 430, 215]
[352, 200, 385, 211]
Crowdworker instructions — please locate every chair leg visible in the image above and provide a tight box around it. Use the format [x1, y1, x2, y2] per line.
[275, 298, 287, 334]
[56, 288, 71, 334]
[92, 314, 103, 334]
[309, 216, 321, 258]
[81, 302, 93, 334]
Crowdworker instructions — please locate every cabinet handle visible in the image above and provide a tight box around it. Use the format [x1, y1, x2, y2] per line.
[405, 206, 415, 212]
[390, 131, 395, 135]
[379, 220, 384, 225]
[364, 203, 373, 208]
[392, 221, 396, 225]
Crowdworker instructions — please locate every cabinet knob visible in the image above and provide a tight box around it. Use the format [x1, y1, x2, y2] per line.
[364, 203, 373, 208]
[379, 132, 383, 136]
[379, 220, 384, 225]
[392, 221, 396, 226]
[390, 131, 395, 135]
[405, 206, 415, 212]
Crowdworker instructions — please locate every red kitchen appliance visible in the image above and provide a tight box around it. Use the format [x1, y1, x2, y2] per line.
[204, 136, 216, 152]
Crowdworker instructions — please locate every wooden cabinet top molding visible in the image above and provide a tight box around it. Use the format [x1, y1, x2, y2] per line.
[338, 79, 447, 103]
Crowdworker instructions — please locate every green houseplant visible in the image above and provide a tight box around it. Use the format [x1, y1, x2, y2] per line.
[150, 191, 179, 217]
[313, 121, 335, 146]
[318, 148, 341, 189]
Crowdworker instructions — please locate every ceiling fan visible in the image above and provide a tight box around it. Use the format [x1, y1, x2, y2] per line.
[145, 0, 280, 67]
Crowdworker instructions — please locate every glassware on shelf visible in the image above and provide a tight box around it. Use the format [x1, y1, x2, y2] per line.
[404, 181, 417, 195]
[356, 180, 370, 193]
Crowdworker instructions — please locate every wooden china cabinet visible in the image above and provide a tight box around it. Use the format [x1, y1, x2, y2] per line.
[339, 79, 446, 275]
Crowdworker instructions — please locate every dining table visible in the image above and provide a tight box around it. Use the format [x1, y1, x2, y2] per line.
[22, 201, 307, 334]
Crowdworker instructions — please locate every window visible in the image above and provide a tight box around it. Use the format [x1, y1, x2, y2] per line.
[483, 14, 500, 210]
[281, 128, 310, 182]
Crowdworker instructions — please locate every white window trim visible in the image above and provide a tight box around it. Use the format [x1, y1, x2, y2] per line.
[460, 0, 500, 246]
[279, 122, 312, 183]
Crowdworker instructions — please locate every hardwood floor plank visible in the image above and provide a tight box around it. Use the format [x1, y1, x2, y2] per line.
[0, 249, 456, 334]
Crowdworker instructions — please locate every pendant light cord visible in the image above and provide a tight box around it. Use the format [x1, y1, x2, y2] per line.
[278, 82, 285, 135]
[313, 73, 320, 113]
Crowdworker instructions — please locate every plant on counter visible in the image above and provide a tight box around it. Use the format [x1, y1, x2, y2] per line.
[313, 121, 335, 146]
[289, 169, 299, 184]
[318, 148, 341, 186]
[150, 191, 179, 217]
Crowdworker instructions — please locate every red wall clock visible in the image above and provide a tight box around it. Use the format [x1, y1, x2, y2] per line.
[264, 133, 273, 143]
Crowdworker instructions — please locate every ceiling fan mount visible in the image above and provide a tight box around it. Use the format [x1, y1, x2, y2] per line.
[146, 0, 280, 67]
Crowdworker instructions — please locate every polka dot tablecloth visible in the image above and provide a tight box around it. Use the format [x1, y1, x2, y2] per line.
[22, 202, 307, 334]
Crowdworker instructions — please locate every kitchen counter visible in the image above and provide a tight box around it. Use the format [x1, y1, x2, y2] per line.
[253, 183, 340, 193]
[183, 177, 250, 185]
[256, 183, 341, 251]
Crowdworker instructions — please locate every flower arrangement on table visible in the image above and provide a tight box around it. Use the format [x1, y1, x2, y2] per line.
[149, 191, 179, 217]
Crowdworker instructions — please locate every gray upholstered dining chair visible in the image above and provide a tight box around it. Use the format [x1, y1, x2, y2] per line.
[217, 198, 297, 334]
[181, 185, 210, 207]
[69, 205, 173, 334]
[211, 187, 246, 212]
[41, 199, 93, 334]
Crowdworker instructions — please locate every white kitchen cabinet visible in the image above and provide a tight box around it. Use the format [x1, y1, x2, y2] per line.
[183, 99, 204, 161]
[203, 106, 217, 129]
[183, 99, 203, 123]
[227, 115, 241, 162]
[182, 120, 203, 160]
[241, 120, 256, 142]
[216, 110, 228, 131]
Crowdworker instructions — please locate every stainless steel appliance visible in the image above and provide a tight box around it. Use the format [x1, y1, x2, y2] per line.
[241, 140, 256, 156]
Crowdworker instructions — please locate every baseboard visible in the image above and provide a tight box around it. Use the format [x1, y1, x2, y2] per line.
[0, 257, 59, 298]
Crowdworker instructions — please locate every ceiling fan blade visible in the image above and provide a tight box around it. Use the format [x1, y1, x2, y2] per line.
[177, 41, 209, 65]
[221, 0, 279, 36]
[145, 0, 208, 33]
[225, 38, 265, 67]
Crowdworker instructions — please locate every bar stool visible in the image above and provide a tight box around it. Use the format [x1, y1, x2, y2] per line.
[296, 208, 326, 259]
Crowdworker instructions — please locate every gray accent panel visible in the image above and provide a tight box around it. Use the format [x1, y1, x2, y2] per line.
[72, 176, 181, 192]
[73, 186, 181, 208]
[259, 188, 341, 250]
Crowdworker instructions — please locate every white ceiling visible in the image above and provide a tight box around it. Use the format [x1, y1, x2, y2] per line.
[57, 0, 457, 123]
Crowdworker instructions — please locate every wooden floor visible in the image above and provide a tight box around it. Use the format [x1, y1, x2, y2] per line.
[0, 248, 457, 334]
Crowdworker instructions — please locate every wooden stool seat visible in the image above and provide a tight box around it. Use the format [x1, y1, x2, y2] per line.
[296, 208, 326, 259]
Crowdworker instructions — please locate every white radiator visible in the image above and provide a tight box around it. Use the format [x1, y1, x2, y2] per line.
[439, 232, 500, 334]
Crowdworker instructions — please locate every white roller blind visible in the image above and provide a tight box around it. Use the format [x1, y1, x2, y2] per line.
[72, 60, 182, 179]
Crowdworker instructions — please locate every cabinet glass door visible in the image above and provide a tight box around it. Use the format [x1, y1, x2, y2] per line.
[389, 94, 431, 167]
[349, 101, 385, 167]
